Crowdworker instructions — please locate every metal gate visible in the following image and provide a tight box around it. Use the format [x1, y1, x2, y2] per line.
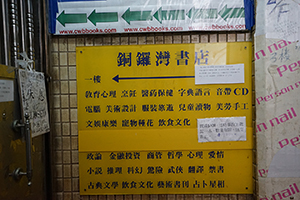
[0, 1, 50, 199]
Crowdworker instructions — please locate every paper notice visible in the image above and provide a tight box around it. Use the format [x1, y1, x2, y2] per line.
[197, 117, 246, 143]
[0, 79, 14, 102]
[195, 64, 244, 85]
[18, 69, 50, 137]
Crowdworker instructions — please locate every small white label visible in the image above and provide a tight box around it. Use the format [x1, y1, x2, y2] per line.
[0, 79, 14, 102]
[195, 64, 244, 85]
[197, 117, 246, 143]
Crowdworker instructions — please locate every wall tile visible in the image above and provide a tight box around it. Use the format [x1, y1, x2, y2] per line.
[62, 122, 70, 136]
[70, 95, 77, 108]
[72, 164, 79, 177]
[54, 123, 62, 136]
[51, 67, 59, 80]
[67, 38, 76, 51]
[228, 33, 236, 42]
[194, 194, 202, 200]
[52, 38, 59, 51]
[212, 195, 219, 200]
[52, 53, 59, 65]
[70, 109, 78, 122]
[60, 81, 69, 94]
[155, 35, 164, 44]
[116, 195, 124, 200]
[182, 35, 190, 43]
[173, 35, 181, 44]
[53, 109, 61, 123]
[125, 195, 133, 200]
[130, 36, 138, 45]
[63, 192, 72, 200]
[72, 178, 79, 191]
[62, 137, 71, 150]
[200, 35, 209, 43]
[52, 81, 60, 94]
[164, 35, 172, 44]
[112, 36, 120, 45]
[63, 164, 71, 177]
[121, 36, 129, 45]
[138, 36, 146, 44]
[53, 95, 60, 108]
[61, 95, 69, 108]
[220, 195, 229, 200]
[76, 38, 85, 46]
[59, 38, 68, 51]
[72, 192, 80, 200]
[59, 53, 68, 66]
[63, 151, 71, 164]
[246, 33, 252, 41]
[146, 35, 155, 44]
[71, 123, 78, 136]
[94, 37, 103, 46]
[191, 34, 199, 43]
[209, 34, 217, 43]
[64, 178, 72, 191]
[60, 67, 68, 80]
[69, 81, 77, 93]
[72, 150, 79, 163]
[237, 33, 245, 42]
[61, 109, 70, 122]
[102, 36, 111, 45]
[71, 136, 78, 150]
[86, 37, 94, 46]
[229, 195, 238, 200]
[68, 52, 76, 65]
[219, 34, 227, 42]
[176, 194, 184, 200]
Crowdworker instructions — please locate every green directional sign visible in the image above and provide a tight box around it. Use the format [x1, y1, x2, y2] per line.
[186, 7, 218, 20]
[88, 10, 118, 26]
[122, 7, 152, 25]
[57, 10, 87, 27]
[153, 7, 185, 23]
[218, 5, 244, 21]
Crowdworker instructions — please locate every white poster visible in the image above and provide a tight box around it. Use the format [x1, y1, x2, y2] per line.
[197, 116, 246, 143]
[195, 64, 244, 85]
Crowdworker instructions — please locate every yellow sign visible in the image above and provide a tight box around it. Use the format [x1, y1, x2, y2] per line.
[76, 42, 253, 194]
[79, 149, 252, 195]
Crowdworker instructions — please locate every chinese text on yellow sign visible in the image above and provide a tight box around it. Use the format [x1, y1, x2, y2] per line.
[76, 42, 253, 195]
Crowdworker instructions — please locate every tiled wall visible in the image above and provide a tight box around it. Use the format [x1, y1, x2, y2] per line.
[50, 32, 253, 200]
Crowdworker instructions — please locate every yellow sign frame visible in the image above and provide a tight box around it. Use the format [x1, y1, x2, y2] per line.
[76, 42, 253, 195]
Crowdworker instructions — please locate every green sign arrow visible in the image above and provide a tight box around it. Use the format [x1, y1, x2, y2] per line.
[122, 8, 152, 25]
[218, 5, 245, 21]
[153, 7, 185, 24]
[186, 7, 218, 21]
[88, 10, 118, 26]
[57, 10, 87, 27]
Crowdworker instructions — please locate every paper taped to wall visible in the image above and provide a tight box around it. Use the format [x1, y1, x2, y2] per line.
[0, 79, 13, 102]
[195, 64, 244, 85]
[197, 116, 246, 143]
[18, 69, 50, 137]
